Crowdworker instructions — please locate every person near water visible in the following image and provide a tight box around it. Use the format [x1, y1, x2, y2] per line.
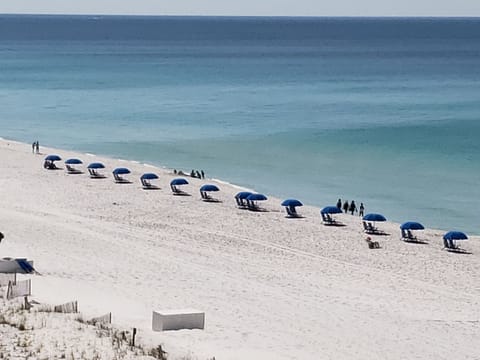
[336, 198, 342, 209]
[349, 200, 357, 215]
[342, 200, 349, 214]
[359, 203, 365, 217]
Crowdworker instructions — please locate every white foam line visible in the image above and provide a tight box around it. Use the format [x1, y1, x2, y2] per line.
[85, 153, 96, 157]
[212, 178, 255, 192]
[143, 163, 157, 168]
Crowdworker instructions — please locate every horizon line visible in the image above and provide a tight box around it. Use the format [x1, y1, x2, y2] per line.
[1, 13, 480, 19]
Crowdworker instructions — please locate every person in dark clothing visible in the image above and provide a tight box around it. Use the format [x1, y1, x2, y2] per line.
[349, 200, 357, 215]
[336, 198, 342, 209]
[201, 170, 205, 179]
[359, 203, 365, 217]
[0, 231, 3, 243]
[31, 142, 35, 153]
[35, 141, 39, 154]
[342, 200, 349, 214]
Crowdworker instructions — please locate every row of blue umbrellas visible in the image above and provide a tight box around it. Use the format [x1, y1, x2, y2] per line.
[47, 155, 471, 244]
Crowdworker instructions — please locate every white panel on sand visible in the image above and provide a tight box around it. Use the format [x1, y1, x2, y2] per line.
[152, 309, 205, 331]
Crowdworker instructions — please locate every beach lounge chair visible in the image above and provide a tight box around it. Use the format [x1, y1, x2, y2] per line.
[114, 173, 130, 184]
[443, 238, 462, 252]
[363, 221, 385, 235]
[171, 184, 189, 196]
[286, 206, 301, 218]
[88, 169, 103, 178]
[200, 191, 220, 202]
[401, 229, 418, 242]
[142, 178, 159, 190]
[66, 164, 82, 174]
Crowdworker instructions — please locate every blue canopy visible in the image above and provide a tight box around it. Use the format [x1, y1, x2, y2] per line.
[45, 154, 62, 162]
[113, 167, 131, 175]
[443, 231, 468, 241]
[141, 173, 158, 180]
[235, 191, 252, 200]
[281, 199, 303, 207]
[65, 158, 83, 165]
[400, 221, 425, 230]
[87, 162, 105, 169]
[247, 193, 268, 201]
[200, 184, 219, 192]
[321, 206, 343, 214]
[170, 178, 189, 186]
[363, 213, 387, 222]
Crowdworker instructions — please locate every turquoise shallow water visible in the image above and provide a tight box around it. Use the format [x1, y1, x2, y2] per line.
[1, 16, 480, 234]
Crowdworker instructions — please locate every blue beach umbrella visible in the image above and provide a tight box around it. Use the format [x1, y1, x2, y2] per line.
[87, 162, 105, 169]
[247, 193, 268, 201]
[141, 173, 159, 180]
[170, 178, 189, 186]
[321, 206, 343, 215]
[45, 154, 61, 162]
[200, 184, 219, 192]
[443, 231, 468, 241]
[235, 191, 252, 200]
[400, 221, 425, 230]
[281, 199, 303, 208]
[363, 213, 387, 222]
[113, 167, 131, 175]
[65, 158, 83, 165]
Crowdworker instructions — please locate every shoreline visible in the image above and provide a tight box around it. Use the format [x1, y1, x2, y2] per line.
[1, 137, 480, 359]
[2, 135, 476, 236]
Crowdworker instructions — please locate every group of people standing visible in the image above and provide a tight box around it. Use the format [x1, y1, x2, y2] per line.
[31, 141, 40, 154]
[337, 198, 365, 216]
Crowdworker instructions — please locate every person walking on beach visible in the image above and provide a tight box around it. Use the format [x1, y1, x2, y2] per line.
[201, 170, 205, 179]
[31, 141, 35, 153]
[343, 200, 349, 214]
[359, 203, 365, 217]
[336, 198, 342, 210]
[35, 141, 39, 154]
[349, 200, 357, 215]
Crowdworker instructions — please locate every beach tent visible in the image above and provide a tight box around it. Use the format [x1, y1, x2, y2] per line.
[246, 193, 268, 211]
[87, 162, 106, 178]
[281, 199, 303, 218]
[0, 258, 36, 274]
[443, 231, 468, 251]
[400, 221, 425, 241]
[200, 184, 220, 202]
[113, 167, 131, 183]
[235, 191, 252, 208]
[64, 158, 83, 174]
[320, 206, 343, 225]
[170, 178, 189, 195]
[44, 154, 62, 170]
[140, 173, 159, 189]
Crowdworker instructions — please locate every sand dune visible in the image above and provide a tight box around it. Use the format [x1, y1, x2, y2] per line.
[1, 138, 479, 359]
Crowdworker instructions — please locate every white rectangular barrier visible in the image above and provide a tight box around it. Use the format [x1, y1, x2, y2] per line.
[6, 279, 31, 299]
[152, 309, 205, 331]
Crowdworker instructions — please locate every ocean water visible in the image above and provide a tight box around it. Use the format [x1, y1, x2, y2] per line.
[1, 15, 480, 234]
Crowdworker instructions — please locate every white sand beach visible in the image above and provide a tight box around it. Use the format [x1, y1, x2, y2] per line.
[1, 138, 480, 359]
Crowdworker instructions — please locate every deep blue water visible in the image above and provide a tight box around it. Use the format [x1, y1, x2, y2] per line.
[1, 15, 480, 234]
